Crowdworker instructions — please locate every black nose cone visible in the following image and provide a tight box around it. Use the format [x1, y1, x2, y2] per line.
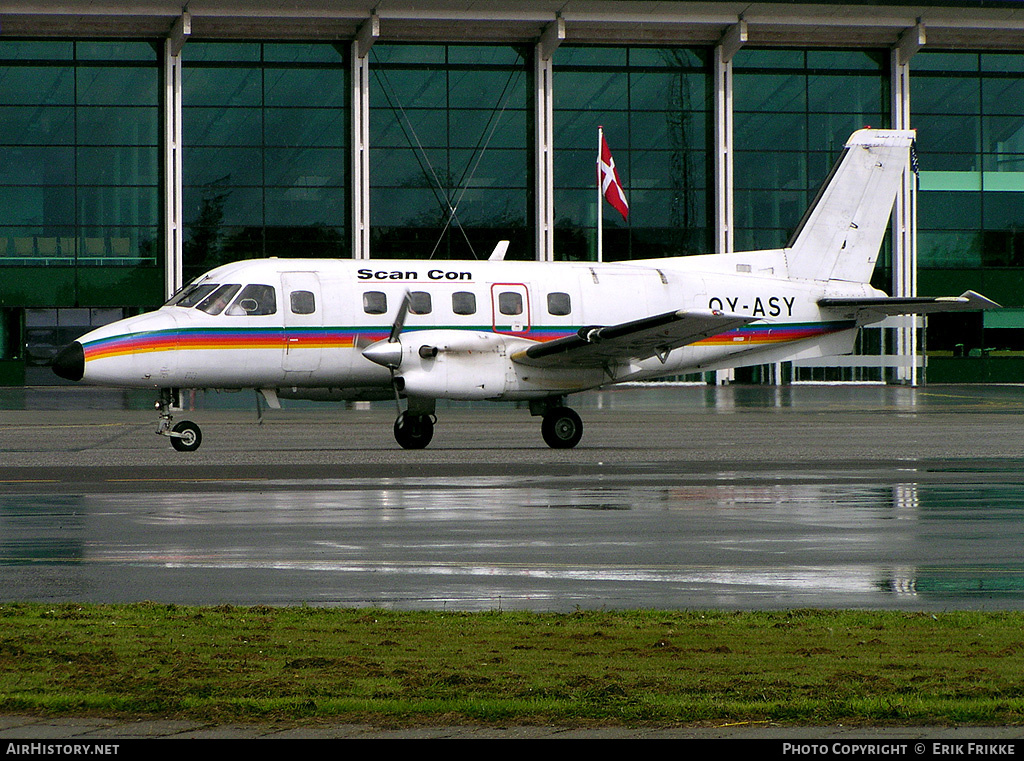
[52, 341, 85, 382]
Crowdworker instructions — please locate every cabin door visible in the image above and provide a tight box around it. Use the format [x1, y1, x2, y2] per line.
[281, 271, 323, 374]
[490, 282, 532, 336]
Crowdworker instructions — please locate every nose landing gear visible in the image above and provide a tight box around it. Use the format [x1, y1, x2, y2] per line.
[156, 389, 203, 452]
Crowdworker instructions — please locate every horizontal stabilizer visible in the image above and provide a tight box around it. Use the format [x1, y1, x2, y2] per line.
[819, 290, 1000, 317]
[511, 309, 755, 369]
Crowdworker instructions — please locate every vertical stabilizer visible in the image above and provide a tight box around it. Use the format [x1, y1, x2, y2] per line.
[785, 129, 914, 283]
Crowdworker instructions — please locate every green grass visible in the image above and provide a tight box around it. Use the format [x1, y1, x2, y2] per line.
[2, 603, 1024, 727]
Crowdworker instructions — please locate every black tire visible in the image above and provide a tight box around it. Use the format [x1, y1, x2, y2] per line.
[170, 420, 202, 452]
[394, 413, 434, 449]
[541, 407, 583, 449]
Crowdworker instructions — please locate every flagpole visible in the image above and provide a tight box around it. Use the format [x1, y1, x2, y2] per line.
[597, 125, 603, 263]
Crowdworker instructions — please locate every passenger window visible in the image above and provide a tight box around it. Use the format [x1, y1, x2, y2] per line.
[363, 291, 387, 315]
[226, 284, 277, 316]
[498, 291, 523, 316]
[197, 284, 241, 315]
[409, 291, 432, 315]
[452, 291, 476, 315]
[547, 292, 571, 316]
[290, 290, 316, 315]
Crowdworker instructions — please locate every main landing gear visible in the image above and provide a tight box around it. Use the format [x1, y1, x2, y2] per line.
[539, 406, 584, 449]
[394, 411, 435, 449]
[156, 389, 203, 452]
[530, 397, 584, 449]
[390, 397, 584, 450]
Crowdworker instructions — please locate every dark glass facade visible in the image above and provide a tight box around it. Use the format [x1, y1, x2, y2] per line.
[369, 45, 530, 260]
[913, 52, 1024, 358]
[733, 50, 891, 255]
[552, 47, 711, 262]
[181, 42, 348, 283]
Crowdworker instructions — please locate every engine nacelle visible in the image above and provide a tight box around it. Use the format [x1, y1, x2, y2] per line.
[395, 329, 520, 400]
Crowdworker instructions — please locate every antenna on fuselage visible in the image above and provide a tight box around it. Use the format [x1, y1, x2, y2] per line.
[488, 240, 510, 261]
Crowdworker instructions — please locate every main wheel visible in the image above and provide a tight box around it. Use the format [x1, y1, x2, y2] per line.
[394, 413, 434, 449]
[170, 420, 202, 452]
[541, 407, 583, 449]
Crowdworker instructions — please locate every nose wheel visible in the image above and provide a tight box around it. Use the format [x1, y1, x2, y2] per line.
[156, 389, 203, 452]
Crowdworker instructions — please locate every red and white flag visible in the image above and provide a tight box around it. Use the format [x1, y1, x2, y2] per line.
[597, 130, 629, 221]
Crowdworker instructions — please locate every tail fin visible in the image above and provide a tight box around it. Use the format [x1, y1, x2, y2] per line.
[785, 129, 914, 283]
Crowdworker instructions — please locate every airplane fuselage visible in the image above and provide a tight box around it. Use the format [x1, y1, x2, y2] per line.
[63, 252, 876, 400]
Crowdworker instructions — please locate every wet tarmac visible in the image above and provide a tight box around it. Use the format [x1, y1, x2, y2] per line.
[2, 383, 1024, 611]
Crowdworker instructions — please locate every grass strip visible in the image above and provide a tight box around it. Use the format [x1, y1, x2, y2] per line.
[1, 603, 1023, 727]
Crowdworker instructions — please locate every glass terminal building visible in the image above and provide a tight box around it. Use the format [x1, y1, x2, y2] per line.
[1, 0, 1022, 385]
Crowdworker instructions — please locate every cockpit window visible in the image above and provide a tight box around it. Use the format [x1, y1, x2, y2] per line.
[226, 284, 277, 316]
[196, 284, 241, 315]
[172, 283, 218, 308]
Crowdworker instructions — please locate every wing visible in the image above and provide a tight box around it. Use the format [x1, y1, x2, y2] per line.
[510, 309, 756, 369]
[819, 290, 1000, 318]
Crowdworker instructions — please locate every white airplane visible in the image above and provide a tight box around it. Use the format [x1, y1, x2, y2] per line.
[53, 129, 997, 451]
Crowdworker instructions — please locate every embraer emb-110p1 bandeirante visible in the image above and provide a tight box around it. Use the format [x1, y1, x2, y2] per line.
[53, 130, 998, 451]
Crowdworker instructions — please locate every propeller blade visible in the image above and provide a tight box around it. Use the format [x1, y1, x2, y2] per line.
[389, 291, 411, 343]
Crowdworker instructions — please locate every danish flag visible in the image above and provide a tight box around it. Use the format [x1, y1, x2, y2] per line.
[598, 130, 629, 221]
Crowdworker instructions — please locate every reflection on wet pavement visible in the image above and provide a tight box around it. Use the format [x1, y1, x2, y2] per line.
[4, 471, 1024, 610]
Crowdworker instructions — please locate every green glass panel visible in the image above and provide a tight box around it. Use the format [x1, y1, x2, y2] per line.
[629, 69, 707, 112]
[981, 53, 1024, 74]
[734, 150, 806, 190]
[734, 72, 806, 113]
[371, 67, 447, 110]
[447, 109, 526, 148]
[264, 147, 346, 187]
[184, 107, 263, 146]
[447, 46, 526, 66]
[263, 187, 346, 226]
[264, 108, 345, 147]
[265, 68, 345, 108]
[0, 146, 73, 185]
[370, 109, 446, 148]
[0, 107, 74, 144]
[629, 48, 706, 69]
[77, 146, 159, 186]
[808, 74, 885, 113]
[371, 45, 446, 65]
[982, 191, 1024, 228]
[183, 68, 262, 107]
[0, 67, 74, 105]
[0, 41, 73, 60]
[914, 52, 979, 72]
[911, 75, 979, 115]
[183, 42, 262, 63]
[628, 110, 705, 151]
[185, 146, 264, 186]
[75, 42, 157, 61]
[733, 49, 804, 69]
[448, 68, 525, 110]
[552, 70, 628, 111]
[918, 231, 983, 267]
[913, 114, 980, 157]
[734, 111, 806, 151]
[77, 67, 158, 106]
[78, 106, 158, 145]
[555, 47, 627, 67]
[79, 186, 159, 226]
[806, 50, 885, 71]
[918, 191, 982, 229]
[982, 78, 1024, 117]
[263, 43, 345, 64]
